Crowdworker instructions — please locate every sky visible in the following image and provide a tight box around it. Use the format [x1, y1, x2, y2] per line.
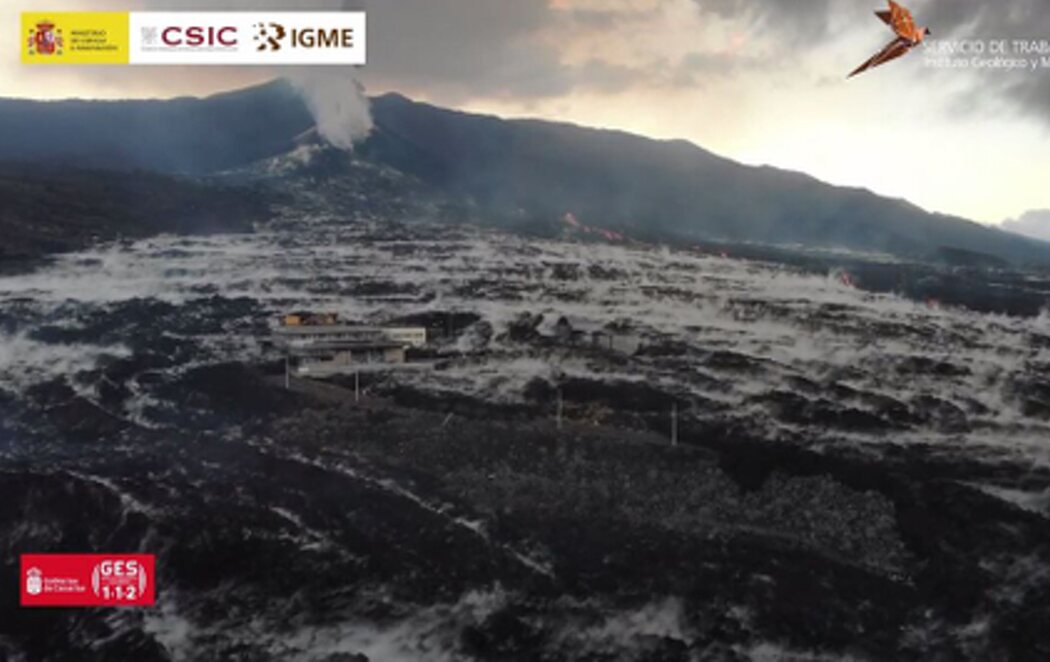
[4, 0, 1050, 225]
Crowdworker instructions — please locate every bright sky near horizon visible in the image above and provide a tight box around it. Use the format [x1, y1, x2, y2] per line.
[4, 0, 1050, 225]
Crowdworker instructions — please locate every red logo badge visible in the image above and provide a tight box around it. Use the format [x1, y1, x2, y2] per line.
[20, 554, 156, 607]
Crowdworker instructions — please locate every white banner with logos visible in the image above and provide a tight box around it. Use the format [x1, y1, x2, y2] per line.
[129, 12, 366, 65]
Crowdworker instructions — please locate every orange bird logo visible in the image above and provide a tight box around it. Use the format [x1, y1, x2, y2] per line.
[849, 1, 931, 78]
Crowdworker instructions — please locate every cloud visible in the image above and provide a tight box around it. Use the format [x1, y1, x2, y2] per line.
[355, 1, 696, 102]
[351, 0, 566, 102]
[1002, 210, 1050, 243]
[693, 0, 838, 43]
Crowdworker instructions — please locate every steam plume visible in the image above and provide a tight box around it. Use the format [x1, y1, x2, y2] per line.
[287, 69, 373, 150]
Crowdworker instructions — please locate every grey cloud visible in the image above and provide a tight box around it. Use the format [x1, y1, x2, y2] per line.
[352, 0, 568, 102]
[559, 7, 660, 30]
[358, 0, 779, 99]
[693, 0, 839, 43]
[1003, 210, 1050, 243]
[562, 60, 639, 94]
[678, 50, 762, 74]
[354, 1, 663, 102]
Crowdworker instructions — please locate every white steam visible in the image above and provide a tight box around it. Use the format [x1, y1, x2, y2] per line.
[287, 69, 373, 150]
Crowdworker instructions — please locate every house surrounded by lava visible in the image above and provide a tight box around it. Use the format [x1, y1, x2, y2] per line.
[273, 312, 427, 376]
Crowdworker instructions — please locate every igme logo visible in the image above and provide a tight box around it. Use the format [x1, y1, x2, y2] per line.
[254, 22, 356, 52]
[254, 21, 286, 51]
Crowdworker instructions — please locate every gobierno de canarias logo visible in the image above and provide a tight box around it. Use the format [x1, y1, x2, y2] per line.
[25, 567, 43, 596]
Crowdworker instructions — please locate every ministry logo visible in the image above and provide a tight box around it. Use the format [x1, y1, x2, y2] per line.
[26, 20, 64, 56]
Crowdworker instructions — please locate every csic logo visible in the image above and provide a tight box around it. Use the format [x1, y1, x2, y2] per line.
[26, 19, 63, 56]
[142, 24, 238, 49]
[25, 567, 43, 596]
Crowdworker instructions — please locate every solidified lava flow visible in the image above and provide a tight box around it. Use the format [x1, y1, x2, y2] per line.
[2, 214, 1049, 661]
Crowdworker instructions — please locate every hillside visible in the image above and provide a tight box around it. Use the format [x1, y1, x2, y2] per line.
[362, 93, 1050, 264]
[2, 81, 1048, 265]
[0, 165, 270, 269]
[0, 81, 311, 174]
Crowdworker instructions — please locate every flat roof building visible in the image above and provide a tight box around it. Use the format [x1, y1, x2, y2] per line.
[272, 313, 427, 376]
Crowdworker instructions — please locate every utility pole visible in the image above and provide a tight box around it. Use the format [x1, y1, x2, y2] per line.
[557, 387, 563, 431]
[285, 355, 290, 391]
[354, 370, 360, 403]
[671, 401, 678, 447]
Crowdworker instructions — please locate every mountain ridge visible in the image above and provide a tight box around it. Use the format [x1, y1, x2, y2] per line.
[361, 91, 1048, 264]
[2, 80, 1047, 265]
